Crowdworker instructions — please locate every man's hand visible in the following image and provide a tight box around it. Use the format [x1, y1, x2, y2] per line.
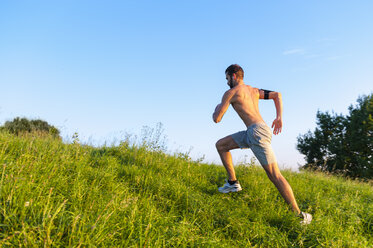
[271, 117, 282, 135]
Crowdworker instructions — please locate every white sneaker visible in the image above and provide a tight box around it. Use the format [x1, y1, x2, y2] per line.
[218, 179, 242, 193]
[300, 212, 312, 225]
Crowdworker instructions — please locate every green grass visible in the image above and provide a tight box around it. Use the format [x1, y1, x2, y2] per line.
[0, 131, 372, 247]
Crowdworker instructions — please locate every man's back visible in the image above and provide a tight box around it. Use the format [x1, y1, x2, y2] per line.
[228, 84, 265, 127]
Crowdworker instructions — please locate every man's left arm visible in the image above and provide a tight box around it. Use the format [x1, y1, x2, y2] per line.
[213, 91, 233, 123]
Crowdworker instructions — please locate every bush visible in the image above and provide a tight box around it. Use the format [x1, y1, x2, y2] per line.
[0, 117, 60, 138]
[297, 94, 373, 179]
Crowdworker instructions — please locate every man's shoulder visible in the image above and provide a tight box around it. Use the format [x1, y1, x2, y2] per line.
[247, 84, 259, 91]
[224, 88, 236, 96]
[224, 84, 258, 98]
[235, 84, 259, 94]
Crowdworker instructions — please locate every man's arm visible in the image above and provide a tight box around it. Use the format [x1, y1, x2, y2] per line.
[259, 89, 283, 135]
[213, 90, 234, 123]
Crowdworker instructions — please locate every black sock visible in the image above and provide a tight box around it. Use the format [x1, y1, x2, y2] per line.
[228, 180, 237, 185]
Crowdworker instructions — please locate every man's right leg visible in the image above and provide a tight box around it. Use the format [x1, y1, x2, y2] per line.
[261, 162, 300, 214]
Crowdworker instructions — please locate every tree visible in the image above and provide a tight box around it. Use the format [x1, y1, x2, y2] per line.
[345, 95, 373, 177]
[0, 117, 61, 138]
[297, 94, 373, 179]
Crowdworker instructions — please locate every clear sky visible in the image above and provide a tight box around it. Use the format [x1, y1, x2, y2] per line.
[1, 1, 372, 170]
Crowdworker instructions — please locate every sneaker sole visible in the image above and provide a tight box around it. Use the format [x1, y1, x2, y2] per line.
[218, 188, 242, 193]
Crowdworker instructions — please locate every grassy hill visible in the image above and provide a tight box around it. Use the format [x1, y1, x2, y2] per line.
[0, 131, 372, 247]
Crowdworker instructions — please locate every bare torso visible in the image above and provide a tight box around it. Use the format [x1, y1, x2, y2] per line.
[228, 84, 265, 127]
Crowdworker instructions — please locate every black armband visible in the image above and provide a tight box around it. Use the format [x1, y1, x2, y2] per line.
[260, 89, 273, 100]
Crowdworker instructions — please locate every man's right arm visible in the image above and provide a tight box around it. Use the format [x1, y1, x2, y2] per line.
[259, 89, 283, 135]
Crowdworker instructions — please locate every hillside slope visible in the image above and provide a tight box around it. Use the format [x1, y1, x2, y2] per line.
[0, 132, 372, 247]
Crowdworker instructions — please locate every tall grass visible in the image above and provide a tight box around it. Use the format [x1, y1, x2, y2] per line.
[0, 131, 372, 247]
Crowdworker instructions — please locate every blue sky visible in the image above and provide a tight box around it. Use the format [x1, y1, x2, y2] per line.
[1, 1, 372, 170]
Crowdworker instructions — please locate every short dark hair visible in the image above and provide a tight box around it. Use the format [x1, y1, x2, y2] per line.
[225, 64, 244, 80]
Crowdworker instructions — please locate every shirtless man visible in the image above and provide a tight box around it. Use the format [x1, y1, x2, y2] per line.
[213, 64, 312, 224]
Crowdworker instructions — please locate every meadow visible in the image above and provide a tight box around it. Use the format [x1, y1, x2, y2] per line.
[0, 130, 372, 247]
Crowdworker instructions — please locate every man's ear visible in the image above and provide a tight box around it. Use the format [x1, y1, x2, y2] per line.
[232, 73, 237, 81]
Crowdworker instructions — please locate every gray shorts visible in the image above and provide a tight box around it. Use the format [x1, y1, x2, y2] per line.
[231, 123, 277, 166]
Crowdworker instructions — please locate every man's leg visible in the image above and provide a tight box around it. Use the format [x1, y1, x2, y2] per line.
[215, 135, 240, 181]
[261, 162, 301, 214]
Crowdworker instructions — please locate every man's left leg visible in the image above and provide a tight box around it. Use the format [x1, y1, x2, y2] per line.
[216, 135, 240, 181]
[216, 135, 242, 193]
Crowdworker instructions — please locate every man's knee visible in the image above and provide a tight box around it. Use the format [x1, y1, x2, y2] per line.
[215, 139, 225, 152]
[263, 163, 282, 181]
[216, 138, 231, 152]
[216, 136, 239, 153]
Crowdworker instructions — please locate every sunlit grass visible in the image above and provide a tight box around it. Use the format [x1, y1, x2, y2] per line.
[0, 131, 372, 247]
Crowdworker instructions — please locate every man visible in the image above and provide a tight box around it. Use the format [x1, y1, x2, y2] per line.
[212, 64, 312, 224]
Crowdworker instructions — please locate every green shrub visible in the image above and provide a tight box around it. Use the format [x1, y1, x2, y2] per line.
[0, 117, 60, 138]
[297, 94, 373, 179]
